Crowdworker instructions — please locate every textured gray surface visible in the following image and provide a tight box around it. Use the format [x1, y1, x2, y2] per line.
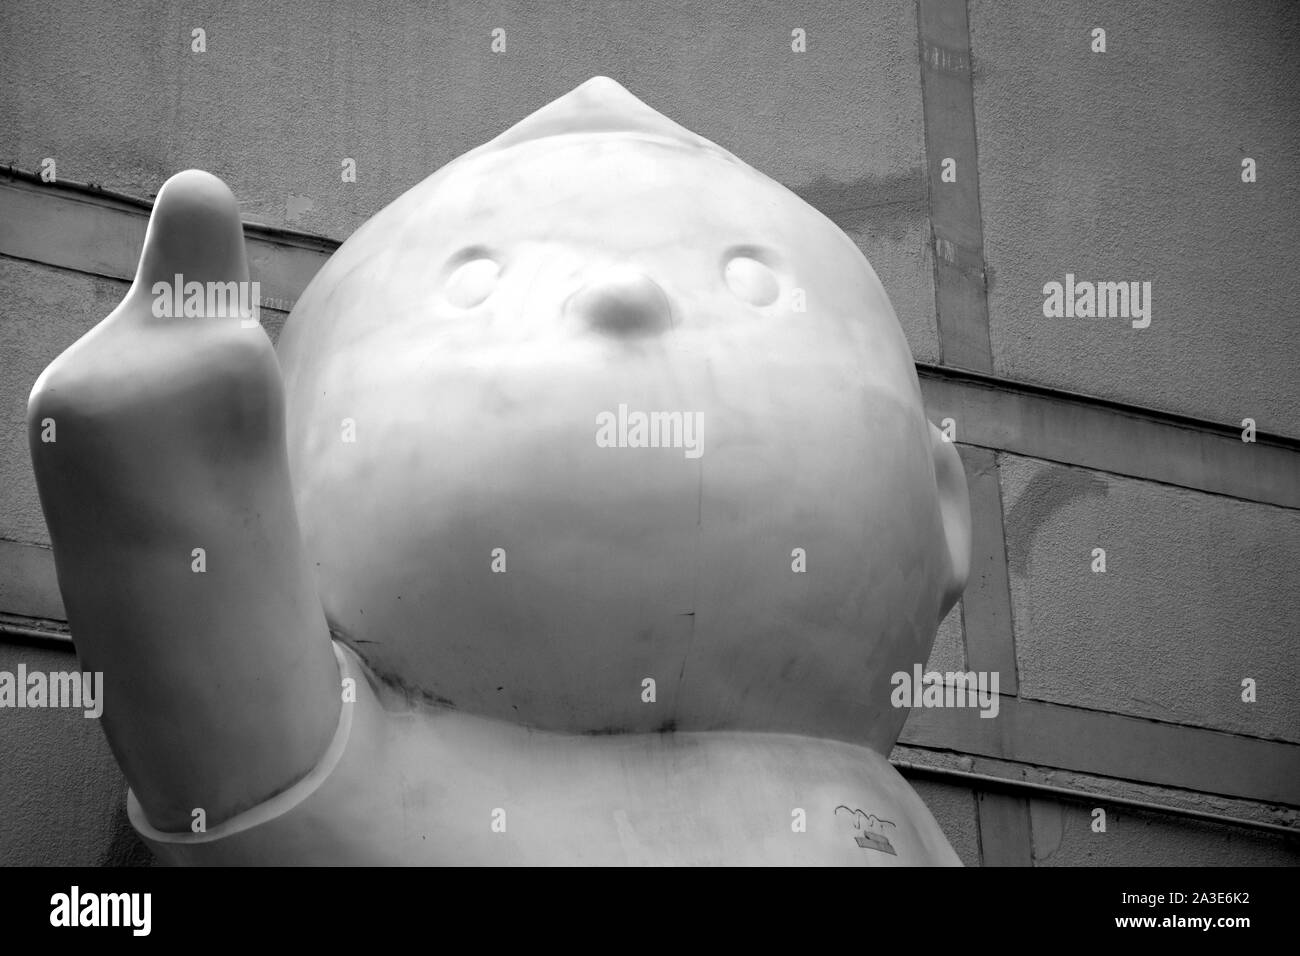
[970, 0, 1300, 434]
[926, 603, 966, 673]
[0, 642, 152, 865]
[0, 0, 939, 362]
[910, 778, 980, 866]
[0, 258, 126, 546]
[1002, 452, 1300, 743]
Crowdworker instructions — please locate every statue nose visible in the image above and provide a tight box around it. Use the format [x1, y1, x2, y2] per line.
[566, 266, 672, 337]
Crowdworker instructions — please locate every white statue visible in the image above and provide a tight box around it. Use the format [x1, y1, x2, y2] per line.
[29, 78, 970, 864]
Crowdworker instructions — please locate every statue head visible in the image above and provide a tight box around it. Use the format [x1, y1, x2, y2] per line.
[276, 77, 970, 751]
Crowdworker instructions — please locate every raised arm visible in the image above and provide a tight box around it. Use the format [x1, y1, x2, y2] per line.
[27, 170, 341, 832]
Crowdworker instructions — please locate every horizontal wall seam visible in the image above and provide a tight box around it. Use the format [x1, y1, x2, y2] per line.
[10, 604, 1292, 834]
[919, 363, 1300, 451]
[900, 695, 1300, 805]
[919, 367, 1300, 509]
[1, 599, 1294, 805]
[5, 173, 1294, 474]
[5, 172, 1294, 440]
[1, 165, 340, 252]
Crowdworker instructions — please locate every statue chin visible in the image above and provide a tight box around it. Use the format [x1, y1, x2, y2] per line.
[32, 76, 970, 865]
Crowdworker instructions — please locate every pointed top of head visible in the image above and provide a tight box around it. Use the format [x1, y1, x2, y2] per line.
[485, 76, 715, 153]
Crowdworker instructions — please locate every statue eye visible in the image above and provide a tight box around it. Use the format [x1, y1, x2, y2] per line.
[723, 255, 779, 307]
[444, 257, 501, 308]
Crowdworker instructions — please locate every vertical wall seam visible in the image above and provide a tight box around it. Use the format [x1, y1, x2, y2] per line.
[991, 450, 1021, 693]
[955, 445, 1020, 693]
[917, 0, 1030, 864]
[916, 0, 994, 372]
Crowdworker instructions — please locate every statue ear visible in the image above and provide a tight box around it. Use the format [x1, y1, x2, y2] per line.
[929, 422, 971, 618]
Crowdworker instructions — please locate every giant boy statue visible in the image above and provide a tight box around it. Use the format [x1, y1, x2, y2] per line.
[29, 78, 971, 864]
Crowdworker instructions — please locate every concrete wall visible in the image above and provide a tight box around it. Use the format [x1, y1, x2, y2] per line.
[971, 0, 1300, 434]
[1002, 454, 1300, 743]
[0, 0, 940, 362]
[0, 642, 151, 866]
[1, 0, 1296, 865]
